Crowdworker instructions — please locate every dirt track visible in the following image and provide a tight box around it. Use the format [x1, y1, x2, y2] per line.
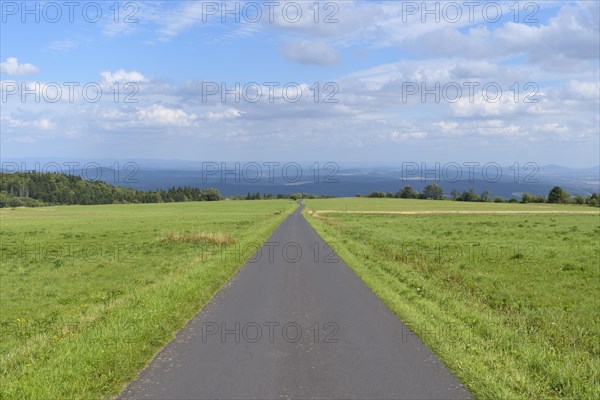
[311, 210, 599, 215]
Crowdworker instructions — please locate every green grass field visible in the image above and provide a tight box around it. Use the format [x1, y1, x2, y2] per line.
[2, 198, 598, 399]
[304, 198, 600, 399]
[0, 200, 297, 399]
[306, 197, 597, 212]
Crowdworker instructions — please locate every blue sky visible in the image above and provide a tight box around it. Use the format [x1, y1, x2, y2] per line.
[1, 1, 599, 166]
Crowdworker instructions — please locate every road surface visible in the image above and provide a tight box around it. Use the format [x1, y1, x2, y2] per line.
[119, 203, 473, 399]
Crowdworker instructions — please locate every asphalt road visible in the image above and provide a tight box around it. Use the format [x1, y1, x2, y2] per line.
[119, 203, 473, 399]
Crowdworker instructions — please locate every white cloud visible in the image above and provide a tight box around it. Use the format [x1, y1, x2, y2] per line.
[390, 130, 427, 142]
[434, 121, 461, 136]
[563, 80, 600, 100]
[476, 120, 523, 137]
[432, 120, 525, 139]
[101, 69, 145, 82]
[532, 123, 584, 140]
[0, 57, 39, 76]
[204, 108, 245, 121]
[1, 115, 53, 130]
[137, 104, 197, 126]
[403, 3, 599, 73]
[264, 1, 598, 72]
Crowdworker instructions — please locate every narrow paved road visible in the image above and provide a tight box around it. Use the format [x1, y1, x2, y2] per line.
[119, 203, 472, 399]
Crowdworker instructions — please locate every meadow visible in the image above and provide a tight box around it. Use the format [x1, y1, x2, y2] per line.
[304, 198, 600, 399]
[0, 200, 296, 399]
[305, 197, 597, 212]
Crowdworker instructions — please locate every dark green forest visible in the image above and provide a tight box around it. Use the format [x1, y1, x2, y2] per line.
[0, 172, 223, 207]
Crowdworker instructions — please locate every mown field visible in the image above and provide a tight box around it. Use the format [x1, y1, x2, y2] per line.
[304, 198, 600, 399]
[0, 200, 296, 399]
[306, 197, 597, 212]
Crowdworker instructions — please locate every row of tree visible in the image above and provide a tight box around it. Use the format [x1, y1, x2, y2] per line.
[0, 173, 223, 207]
[231, 192, 335, 200]
[362, 184, 599, 206]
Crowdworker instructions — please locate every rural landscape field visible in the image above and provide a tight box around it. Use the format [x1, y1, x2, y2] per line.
[1, 197, 598, 398]
[1, 1, 599, 399]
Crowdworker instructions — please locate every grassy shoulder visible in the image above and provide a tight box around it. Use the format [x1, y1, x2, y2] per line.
[303, 198, 600, 399]
[0, 200, 297, 399]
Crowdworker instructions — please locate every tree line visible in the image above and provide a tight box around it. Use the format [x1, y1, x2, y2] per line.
[231, 192, 335, 200]
[361, 184, 599, 206]
[0, 172, 223, 207]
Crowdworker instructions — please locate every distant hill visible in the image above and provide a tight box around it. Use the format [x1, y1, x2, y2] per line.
[2, 160, 598, 199]
[63, 165, 598, 198]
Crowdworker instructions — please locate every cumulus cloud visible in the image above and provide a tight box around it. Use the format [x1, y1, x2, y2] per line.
[269, 1, 598, 72]
[403, 3, 599, 73]
[1, 115, 53, 130]
[434, 121, 461, 136]
[101, 69, 145, 82]
[280, 40, 340, 65]
[204, 108, 245, 121]
[432, 120, 525, 139]
[390, 130, 427, 142]
[0, 57, 39, 76]
[475, 120, 523, 137]
[138, 104, 197, 127]
[532, 123, 582, 140]
[562, 80, 600, 100]
[449, 96, 522, 118]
